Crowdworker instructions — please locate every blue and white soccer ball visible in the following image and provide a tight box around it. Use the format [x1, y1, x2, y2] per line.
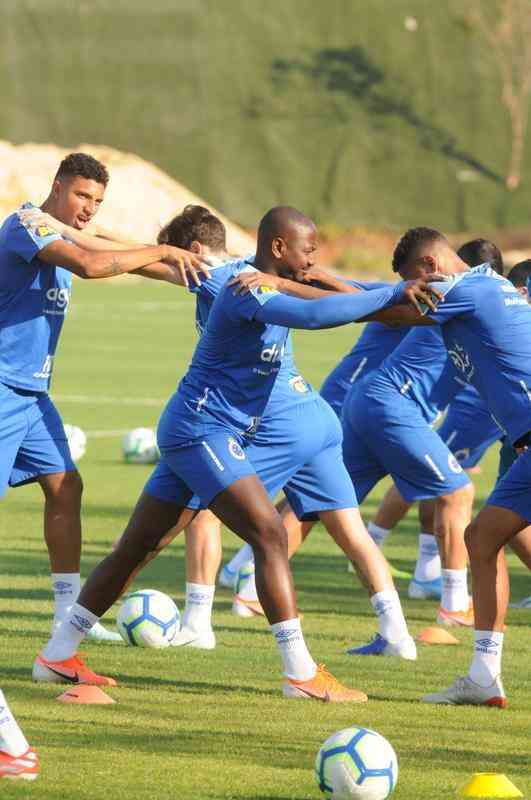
[117, 589, 180, 648]
[315, 727, 398, 800]
[122, 428, 159, 464]
[64, 424, 87, 462]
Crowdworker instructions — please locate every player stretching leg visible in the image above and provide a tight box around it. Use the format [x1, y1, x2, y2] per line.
[377, 227, 530, 706]
[137, 207, 415, 658]
[35, 207, 435, 699]
[1, 154, 204, 644]
[0, 690, 39, 781]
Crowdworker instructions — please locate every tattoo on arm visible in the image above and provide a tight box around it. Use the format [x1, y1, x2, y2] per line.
[107, 257, 123, 276]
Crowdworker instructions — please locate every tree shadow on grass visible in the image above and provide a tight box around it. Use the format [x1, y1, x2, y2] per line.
[272, 46, 501, 183]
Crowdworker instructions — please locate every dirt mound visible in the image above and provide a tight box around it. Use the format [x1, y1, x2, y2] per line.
[0, 141, 255, 255]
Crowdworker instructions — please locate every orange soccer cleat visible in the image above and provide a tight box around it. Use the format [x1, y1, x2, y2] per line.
[437, 604, 475, 628]
[32, 654, 117, 686]
[0, 748, 39, 781]
[283, 664, 368, 703]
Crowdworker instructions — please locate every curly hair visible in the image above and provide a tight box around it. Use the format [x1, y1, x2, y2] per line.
[457, 238, 504, 275]
[392, 227, 447, 273]
[55, 152, 109, 186]
[157, 205, 226, 251]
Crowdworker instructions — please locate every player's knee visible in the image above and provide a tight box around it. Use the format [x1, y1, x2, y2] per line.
[251, 516, 288, 557]
[42, 470, 83, 505]
[465, 520, 486, 562]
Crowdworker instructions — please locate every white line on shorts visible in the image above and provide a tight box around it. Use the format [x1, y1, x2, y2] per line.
[424, 454, 445, 481]
[201, 441, 225, 471]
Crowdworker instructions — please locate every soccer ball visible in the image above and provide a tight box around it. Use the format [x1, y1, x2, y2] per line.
[315, 727, 398, 800]
[117, 589, 180, 647]
[64, 424, 87, 462]
[122, 427, 159, 464]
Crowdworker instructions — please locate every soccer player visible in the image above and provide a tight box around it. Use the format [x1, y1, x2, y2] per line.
[150, 206, 416, 659]
[0, 690, 38, 781]
[35, 207, 435, 701]
[384, 227, 530, 706]
[0, 153, 204, 641]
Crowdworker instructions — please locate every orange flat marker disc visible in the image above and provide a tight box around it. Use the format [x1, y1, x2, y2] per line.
[416, 626, 459, 645]
[56, 685, 116, 705]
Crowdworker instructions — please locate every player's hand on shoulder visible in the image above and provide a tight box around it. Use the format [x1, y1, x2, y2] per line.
[228, 270, 281, 295]
[162, 245, 211, 287]
[400, 276, 445, 314]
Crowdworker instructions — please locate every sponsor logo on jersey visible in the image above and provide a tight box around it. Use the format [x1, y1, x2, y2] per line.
[228, 436, 245, 460]
[257, 285, 276, 295]
[260, 342, 284, 363]
[46, 287, 70, 310]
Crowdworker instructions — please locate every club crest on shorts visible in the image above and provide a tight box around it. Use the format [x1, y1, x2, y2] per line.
[448, 453, 463, 474]
[228, 436, 245, 460]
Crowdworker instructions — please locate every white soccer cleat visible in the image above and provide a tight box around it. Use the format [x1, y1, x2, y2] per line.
[422, 675, 507, 707]
[170, 627, 216, 650]
[87, 621, 123, 643]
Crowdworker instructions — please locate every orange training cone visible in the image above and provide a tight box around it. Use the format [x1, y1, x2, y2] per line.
[416, 626, 459, 645]
[460, 772, 523, 798]
[56, 685, 116, 705]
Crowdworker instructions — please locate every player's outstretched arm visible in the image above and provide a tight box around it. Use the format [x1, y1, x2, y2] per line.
[253, 279, 441, 330]
[19, 209, 209, 287]
[38, 239, 208, 286]
[229, 267, 360, 299]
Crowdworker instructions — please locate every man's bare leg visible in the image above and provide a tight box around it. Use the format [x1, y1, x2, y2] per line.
[369, 484, 412, 547]
[423, 504, 526, 706]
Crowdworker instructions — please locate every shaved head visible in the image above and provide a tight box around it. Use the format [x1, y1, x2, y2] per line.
[257, 206, 316, 249]
[255, 206, 318, 278]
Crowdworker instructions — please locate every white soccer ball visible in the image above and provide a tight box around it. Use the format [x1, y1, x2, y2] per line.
[315, 727, 398, 800]
[122, 427, 159, 464]
[117, 589, 180, 648]
[64, 424, 87, 462]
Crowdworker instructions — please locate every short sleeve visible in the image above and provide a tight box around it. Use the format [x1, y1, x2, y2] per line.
[423, 276, 476, 324]
[9, 215, 62, 263]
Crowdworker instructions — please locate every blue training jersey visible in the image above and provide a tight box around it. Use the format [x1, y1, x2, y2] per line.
[320, 321, 410, 414]
[425, 264, 531, 446]
[189, 257, 318, 418]
[0, 203, 71, 392]
[357, 324, 462, 424]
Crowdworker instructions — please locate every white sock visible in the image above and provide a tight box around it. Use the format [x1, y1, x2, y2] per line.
[238, 572, 258, 602]
[42, 602, 99, 661]
[367, 522, 391, 549]
[51, 572, 81, 630]
[182, 583, 215, 633]
[0, 690, 30, 757]
[271, 617, 317, 681]
[469, 630, 504, 687]
[441, 568, 469, 611]
[371, 589, 410, 643]
[225, 543, 254, 574]
[414, 533, 441, 582]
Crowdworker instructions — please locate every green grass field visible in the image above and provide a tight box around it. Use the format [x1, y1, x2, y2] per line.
[1, 279, 530, 800]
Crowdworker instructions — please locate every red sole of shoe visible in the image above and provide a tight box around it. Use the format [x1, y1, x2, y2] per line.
[485, 696, 508, 708]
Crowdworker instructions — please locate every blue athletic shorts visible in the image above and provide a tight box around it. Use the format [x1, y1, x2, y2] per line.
[438, 396, 501, 469]
[342, 387, 471, 503]
[487, 447, 531, 523]
[146, 395, 356, 518]
[0, 382, 75, 497]
[497, 437, 518, 480]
